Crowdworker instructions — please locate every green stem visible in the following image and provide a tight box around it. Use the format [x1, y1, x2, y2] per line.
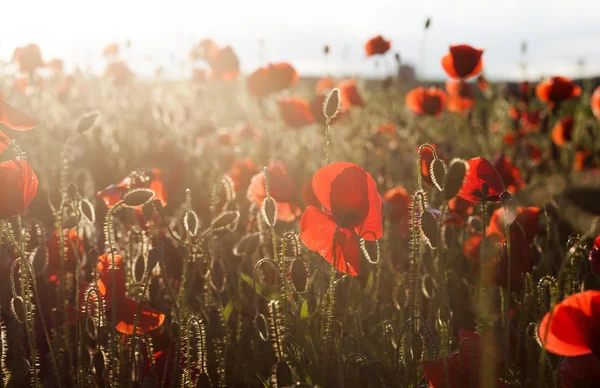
[503, 205, 512, 378]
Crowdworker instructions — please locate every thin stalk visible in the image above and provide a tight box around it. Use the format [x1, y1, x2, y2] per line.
[502, 205, 512, 378]
[128, 271, 152, 388]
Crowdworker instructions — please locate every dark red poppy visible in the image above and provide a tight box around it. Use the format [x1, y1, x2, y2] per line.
[521, 110, 541, 131]
[47, 58, 64, 74]
[301, 179, 321, 208]
[589, 236, 600, 275]
[423, 329, 506, 388]
[405, 87, 447, 117]
[518, 81, 531, 103]
[299, 162, 383, 275]
[446, 80, 476, 114]
[477, 74, 488, 92]
[105, 60, 133, 86]
[207, 46, 240, 81]
[592, 86, 600, 119]
[552, 116, 574, 146]
[0, 91, 39, 131]
[376, 123, 396, 135]
[365, 35, 391, 56]
[492, 221, 535, 292]
[97, 168, 167, 208]
[418, 144, 441, 186]
[97, 254, 165, 334]
[103, 43, 119, 57]
[247, 63, 298, 99]
[277, 97, 314, 128]
[337, 80, 365, 109]
[12, 44, 44, 74]
[463, 233, 483, 262]
[247, 160, 301, 222]
[46, 229, 84, 283]
[536, 76, 581, 107]
[441, 45, 484, 80]
[383, 186, 411, 224]
[227, 159, 259, 194]
[573, 149, 594, 171]
[539, 290, 600, 357]
[0, 159, 38, 220]
[458, 157, 505, 203]
[316, 77, 335, 94]
[493, 153, 524, 193]
[526, 142, 542, 163]
[449, 196, 473, 218]
[488, 206, 540, 244]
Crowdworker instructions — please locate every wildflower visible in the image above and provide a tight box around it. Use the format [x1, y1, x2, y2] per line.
[592, 85, 600, 119]
[0, 91, 39, 131]
[97, 168, 167, 208]
[458, 157, 505, 203]
[493, 153, 525, 193]
[46, 229, 84, 283]
[337, 80, 365, 109]
[12, 44, 44, 74]
[406, 87, 447, 117]
[247, 161, 301, 222]
[536, 76, 581, 107]
[441, 44, 484, 80]
[552, 116, 574, 146]
[383, 186, 411, 237]
[277, 97, 314, 128]
[365, 35, 391, 56]
[247, 63, 298, 99]
[0, 160, 39, 220]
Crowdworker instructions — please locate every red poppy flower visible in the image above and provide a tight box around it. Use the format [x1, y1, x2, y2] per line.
[538, 290, 600, 357]
[488, 206, 540, 244]
[277, 97, 314, 128]
[521, 110, 541, 131]
[552, 116, 574, 146]
[376, 122, 396, 135]
[105, 61, 134, 86]
[46, 229, 84, 283]
[518, 81, 531, 103]
[589, 236, 600, 275]
[47, 58, 64, 74]
[300, 162, 383, 275]
[301, 179, 321, 208]
[492, 221, 535, 292]
[535, 76, 581, 107]
[97, 168, 167, 208]
[463, 233, 483, 262]
[418, 144, 442, 186]
[207, 46, 239, 81]
[423, 329, 506, 388]
[247, 63, 299, 99]
[405, 87, 447, 117]
[0, 160, 38, 220]
[383, 186, 411, 222]
[228, 159, 259, 194]
[441, 45, 484, 80]
[316, 77, 335, 94]
[103, 43, 120, 57]
[573, 149, 594, 171]
[592, 86, 600, 119]
[446, 80, 476, 114]
[449, 196, 473, 218]
[12, 44, 44, 74]
[247, 160, 301, 222]
[458, 157, 505, 203]
[508, 106, 520, 121]
[337, 80, 365, 109]
[526, 142, 542, 163]
[365, 35, 391, 56]
[493, 153, 524, 193]
[97, 254, 165, 334]
[0, 91, 39, 131]
[477, 74, 489, 92]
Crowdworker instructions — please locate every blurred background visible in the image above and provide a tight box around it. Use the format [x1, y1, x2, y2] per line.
[1, 0, 598, 80]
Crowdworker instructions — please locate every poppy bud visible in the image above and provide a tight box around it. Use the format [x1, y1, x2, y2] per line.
[62, 215, 78, 229]
[290, 258, 308, 292]
[147, 245, 162, 273]
[11, 296, 26, 323]
[425, 17, 432, 29]
[323, 88, 341, 119]
[123, 189, 154, 207]
[76, 111, 100, 133]
[210, 258, 226, 292]
[444, 159, 467, 201]
[211, 211, 240, 231]
[134, 255, 145, 282]
[323, 45, 330, 55]
[80, 199, 95, 223]
[184, 210, 199, 236]
[429, 159, 447, 192]
[67, 183, 78, 199]
[142, 201, 155, 221]
[31, 247, 47, 277]
[420, 210, 439, 248]
[233, 233, 261, 257]
[274, 360, 294, 387]
[261, 197, 277, 227]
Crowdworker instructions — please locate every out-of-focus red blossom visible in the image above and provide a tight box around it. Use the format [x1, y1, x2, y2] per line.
[216, 128, 235, 146]
[488, 206, 540, 243]
[247, 161, 301, 222]
[383, 186, 411, 235]
[103, 43, 119, 57]
[539, 290, 600, 358]
[446, 80, 475, 114]
[493, 153, 525, 193]
[105, 61, 134, 86]
[235, 122, 260, 139]
[503, 131, 523, 147]
[207, 46, 240, 81]
[300, 162, 382, 276]
[47, 58, 64, 73]
[97, 168, 167, 208]
[247, 62, 298, 99]
[0, 160, 39, 220]
[12, 44, 44, 74]
[535, 76, 581, 107]
[365, 35, 391, 56]
[316, 77, 335, 94]
[337, 80, 365, 109]
[508, 106, 520, 121]
[423, 329, 507, 388]
[227, 159, 259, 194]
[592, 85, 600, 118]
[405, 87, 447, 117]
[301, 179, 321, 208]
[476, 74, 489, 92]
[0, 91, 39, 131]
[463, 233, 482, 262]
[277, 97, 314, 128]
[518, 81, 531, 102]
[441, 44, 484, 80]
[97, 254, 165, 334]
[449, 196, 473, 218]
[552, 116, 574, 146]
[192, 68, 207, 84]
[573, 149, 594, 171]
[526, 142, 542, 163]
[521, 110, 541, 131]
[589, 236, 600, 275]
[492, 221, 535, 292]
[419, 144, 441, 186]
[46, 229, 84, 283]
[377, 123, 397, 135]
[458, 157, 505, 203]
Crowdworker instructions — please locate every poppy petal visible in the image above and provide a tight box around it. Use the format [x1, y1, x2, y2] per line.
[355, 171, 383, 240]
[299, 206, 361, 276]
[0, 98, 38, 131]
[312, 162, 359, 212]
[329, 166, 370, 227]
[0, 159, 38, 220]
[115, 298, 166, 335]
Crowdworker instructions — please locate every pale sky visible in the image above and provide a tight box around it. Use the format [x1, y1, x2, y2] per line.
[1, 0, 599, 80]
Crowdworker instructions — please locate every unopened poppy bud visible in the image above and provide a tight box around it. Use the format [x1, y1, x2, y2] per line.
[123, 189, 154, 207]
[444, 159, 467, 200]
[323, 88, 340, 119]
[420, 210, 439, 248]
[76, 111, 100, 133]
[430, 159, 447, 192]
[211, 211, 240, 231]
[67, 183, 78, 199]
[425, 17, 432, 29]
[261, 197, 277, 227]
[290, 258, 308, 293]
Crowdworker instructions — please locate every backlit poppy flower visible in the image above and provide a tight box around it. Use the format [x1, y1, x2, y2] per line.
[247, 160, 301, 222]
[316, 77, 335, 94]
[383, 186, 411, 237]
[405, 87, 447, 117]
[46, 229, 84, 283]
[365, 35, 391, 56]
[97, 254, 165, 334]
[97, 168, 167, 208]
[493, 153, 524, 193]
[423, 329, 506, 388]
[47, 58, 64, 74]
[0, 159, 39, 220]
[492, 221, 535, 291]
[227, 159, 259, 194]
[207, 46, 239, 81]
[441, 45, 484, 80]
[488, 206, 540, 244]
[277, 97, 314, 128]
[573, 149, 594, 171]
[301, 179, 321, 208]
[538, 290, 600, 358]
[447, 97, 475, 115]
[12, 44, 44, 74]
[0, 91, 39, 131]
[247, 63, 298, 99]
[105, 60, 133, 86]
[463, 233, 483, 262]
[300, 162, 383, 275]
[552, 116, 574, 146]
[592, 86, 600, 119]
[449, 196, 473, 218]
[521, 110, 541, 131]
[458, 157, 505, 203]
[103, 43, 119, 57]
[526, 142, 542, 163]
[337, 80, 365, 109]
[536, 76, 581, 107]
[477, 74, 489, 92]
[508, 106, 520, 121]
